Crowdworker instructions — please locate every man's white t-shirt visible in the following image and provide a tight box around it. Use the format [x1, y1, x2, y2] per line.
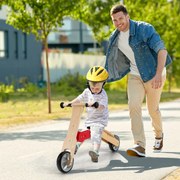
[118, 30, 140, 76]
[118, 30, 166, 77]
[76, 88, 109, 127]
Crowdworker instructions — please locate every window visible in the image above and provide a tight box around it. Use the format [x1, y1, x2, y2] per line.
[22, 33, 27, 59]
[60, 18, 71, 36]
[14, 32, 18, 59]
[0, 31, 8, 58]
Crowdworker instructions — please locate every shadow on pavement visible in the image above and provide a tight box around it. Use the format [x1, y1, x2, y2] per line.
[0, 130, 131, 141]
[0, 130, 67, 141]
[71, 151, 180, 174]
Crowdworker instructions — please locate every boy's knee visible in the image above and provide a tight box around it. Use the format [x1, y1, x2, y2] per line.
[90, 125, 104, 144]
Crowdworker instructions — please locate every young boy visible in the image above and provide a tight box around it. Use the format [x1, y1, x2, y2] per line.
[70, 66, 109, 162]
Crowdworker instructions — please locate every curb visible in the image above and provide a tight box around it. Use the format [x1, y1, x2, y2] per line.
[162, 168, 180, 180]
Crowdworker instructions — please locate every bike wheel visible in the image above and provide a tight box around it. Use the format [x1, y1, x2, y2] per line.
[56, 151, 74, 173]
[108, 135, 120, 152]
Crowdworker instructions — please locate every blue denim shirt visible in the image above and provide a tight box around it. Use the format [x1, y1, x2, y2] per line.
[105, 19, 172, 83]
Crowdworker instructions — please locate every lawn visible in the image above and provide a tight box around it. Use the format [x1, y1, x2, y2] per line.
[0, 90, 179, 130]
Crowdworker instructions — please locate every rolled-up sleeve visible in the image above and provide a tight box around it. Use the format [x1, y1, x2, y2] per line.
[144, 24, 166, 53]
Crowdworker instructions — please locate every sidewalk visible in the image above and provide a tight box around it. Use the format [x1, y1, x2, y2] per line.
[144, 99, 180, 180]
[107, 98, 180, 180]
[146, 99, 180, 179]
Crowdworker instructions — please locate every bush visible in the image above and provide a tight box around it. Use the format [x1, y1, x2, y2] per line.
[53, 72, 87, 95]
[0, 84, 14, 102]
[105, 76, 128, 91]
[53, 73, 128, 97]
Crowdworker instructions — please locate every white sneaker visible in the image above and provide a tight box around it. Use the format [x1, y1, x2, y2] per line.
[153, 136, 163, 153]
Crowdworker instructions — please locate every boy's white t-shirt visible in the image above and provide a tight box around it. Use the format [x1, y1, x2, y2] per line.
[76, 88, 109, 127]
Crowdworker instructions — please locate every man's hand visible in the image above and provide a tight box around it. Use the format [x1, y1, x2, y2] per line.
[151, 74, 163, 89]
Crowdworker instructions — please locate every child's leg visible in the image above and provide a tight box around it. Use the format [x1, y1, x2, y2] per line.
[90, 125, 104, 153]
[74, 142, 82, 154]
[75, 127, 90, 154]
[89, 125, 104, 162]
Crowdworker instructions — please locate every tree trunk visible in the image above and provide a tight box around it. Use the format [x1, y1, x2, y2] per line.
[44, 38, 51, 113]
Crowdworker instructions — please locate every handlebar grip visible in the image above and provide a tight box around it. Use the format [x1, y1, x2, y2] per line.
[60, 102, 65, 108]
[67, 103, 72, 107]
[85, 102, 99, 108]
[92, 102, 99, 108]
[60, 102, 72, 108]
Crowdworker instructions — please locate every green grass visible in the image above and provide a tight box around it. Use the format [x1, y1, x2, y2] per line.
[0, 90, 179, 130]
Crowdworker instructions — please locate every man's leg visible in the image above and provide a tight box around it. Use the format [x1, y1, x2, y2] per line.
[128, 75, 146, 149]
[145, 75, 166, 152]
[145, 75, 166, 138]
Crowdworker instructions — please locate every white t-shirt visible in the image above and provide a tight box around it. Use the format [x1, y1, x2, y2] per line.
[118, 30, 166, 77]
[118, 30, 140, 76]
[76, 88, 109, 127]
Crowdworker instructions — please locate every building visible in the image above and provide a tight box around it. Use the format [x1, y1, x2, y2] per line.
[0, 5, 103, 85]
[47, 17, 100, 53]
[0, 5, 42, 85]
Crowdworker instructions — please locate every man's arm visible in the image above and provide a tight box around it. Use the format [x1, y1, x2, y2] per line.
[151, 49, 167, 89]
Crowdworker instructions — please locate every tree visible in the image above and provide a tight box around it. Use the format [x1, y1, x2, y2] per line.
[164, 0, 180, 90]
[0, 0, 7, 7]
[71, 0, 119, 43]
[6, 0, 79, 113]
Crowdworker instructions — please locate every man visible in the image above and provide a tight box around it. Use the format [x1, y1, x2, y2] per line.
[105, 4, 172, 157]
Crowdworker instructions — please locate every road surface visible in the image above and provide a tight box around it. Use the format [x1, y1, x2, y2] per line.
[0, 99, 180, 180]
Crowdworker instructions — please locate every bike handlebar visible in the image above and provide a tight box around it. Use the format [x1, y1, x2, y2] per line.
[60, 102, 99, 109]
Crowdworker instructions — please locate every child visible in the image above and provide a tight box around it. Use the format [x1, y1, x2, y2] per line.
[70, 66, 109, 163]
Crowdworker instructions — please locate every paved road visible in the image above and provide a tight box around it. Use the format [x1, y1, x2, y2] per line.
[0, 99, 180, 180]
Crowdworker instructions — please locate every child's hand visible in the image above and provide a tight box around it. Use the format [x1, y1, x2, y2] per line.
[86, 102, 99, 108]
[60, 102, 72, 108]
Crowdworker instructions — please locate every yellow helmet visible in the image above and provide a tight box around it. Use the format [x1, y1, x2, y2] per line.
[86, 66, 109, 82]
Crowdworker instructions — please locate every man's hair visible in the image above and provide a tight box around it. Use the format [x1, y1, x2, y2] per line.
[110, 4, 128, 15]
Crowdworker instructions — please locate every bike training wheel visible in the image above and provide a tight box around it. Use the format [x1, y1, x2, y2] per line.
[56, 151, 74, 173]
[108, 135, 120, 152]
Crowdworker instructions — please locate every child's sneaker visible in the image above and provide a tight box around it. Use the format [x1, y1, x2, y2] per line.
[153, 136, 163, 152]
[89, 150, 99, 162]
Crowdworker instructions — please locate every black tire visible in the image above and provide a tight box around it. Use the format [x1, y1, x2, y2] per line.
[56, 151, 74, 173]
[108, 135, 120, 152]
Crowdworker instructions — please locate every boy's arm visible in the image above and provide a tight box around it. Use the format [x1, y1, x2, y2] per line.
[62, 98, 82, 107]
[69, 98, 81, 104]
[66, 89, 86, 106]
